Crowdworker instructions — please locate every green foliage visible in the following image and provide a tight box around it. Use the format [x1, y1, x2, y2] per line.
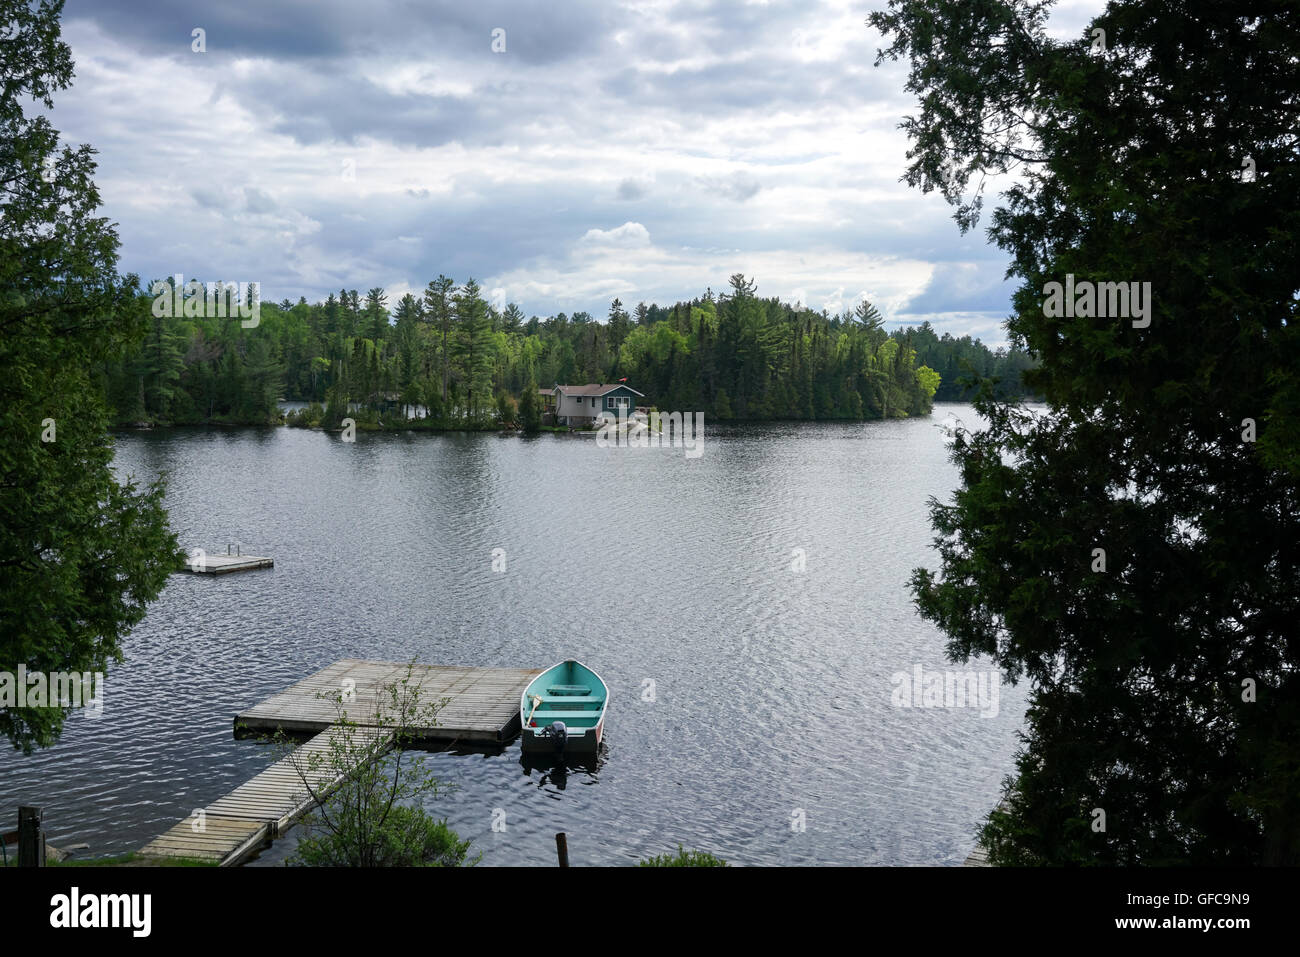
[99, 274, 1036, 430]
[285, 402, 325, 428]
[495, 390, 514, 427]
[519, 381, 542, 433]
[0, 0, 178, 753]
[908, 321, 1038, 401]
[638, 845, 729, 867]
[294, 803, 473, 868]
[876, 0, 1300, 863]
[914, 365, 941, 402]
[452, 278, 493, 419]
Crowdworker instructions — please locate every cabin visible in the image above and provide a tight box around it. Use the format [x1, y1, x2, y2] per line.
[549, 383, 645, 427]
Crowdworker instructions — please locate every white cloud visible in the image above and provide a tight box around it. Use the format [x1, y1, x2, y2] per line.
[46, 0, 1056, 344]
[579, 222, 652, 247]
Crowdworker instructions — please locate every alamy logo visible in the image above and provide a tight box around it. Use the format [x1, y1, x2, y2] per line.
[1042, 273, 1152, 328]
[595, 410, 705, 458]
[0, 666, 103, 717]
[890, 664, 1000, 718]
[50, 887, 151, 937]
[150, 274, 260, 328]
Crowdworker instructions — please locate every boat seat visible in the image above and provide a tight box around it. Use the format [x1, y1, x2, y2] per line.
[530, 693, 601, 707]
[547, 685, 591, 696]
[531, 710, 601, 721]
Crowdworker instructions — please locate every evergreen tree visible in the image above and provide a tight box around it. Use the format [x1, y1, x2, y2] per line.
[502, 302, 524, 335]
[422, 275, 455, 406]
[0, 0, 178, 751]
[364, 287, 389, 343]
[874, 0, 1300, 863]
[520, 381, 542, 432]
[133, 296, 187, 421]
[607, 298, 631, 355]
[452, 278, 493, 420]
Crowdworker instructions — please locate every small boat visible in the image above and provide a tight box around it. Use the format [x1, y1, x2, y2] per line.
[519, 660, 608, 755]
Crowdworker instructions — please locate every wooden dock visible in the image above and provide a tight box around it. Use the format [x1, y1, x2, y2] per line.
[139, 725, 392, 865]
[234, 659, 543, 742]
[962, 845, 990, 866]
[180, 552, 274, 574]
[962, 798, 1010, 866]
[138, 660, 541, 865]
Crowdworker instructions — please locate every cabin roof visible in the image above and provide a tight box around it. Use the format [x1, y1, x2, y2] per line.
[553, 383, 645, 397]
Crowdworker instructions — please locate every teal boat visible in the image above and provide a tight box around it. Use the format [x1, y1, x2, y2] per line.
[519, 660, 608, 755]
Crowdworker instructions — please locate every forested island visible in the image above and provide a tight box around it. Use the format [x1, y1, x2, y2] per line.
[101, 273, 1036, 430]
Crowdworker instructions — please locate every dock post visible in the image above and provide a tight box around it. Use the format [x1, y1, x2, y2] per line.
[17, 806, 45, 867]
[555, 832, 569, 867]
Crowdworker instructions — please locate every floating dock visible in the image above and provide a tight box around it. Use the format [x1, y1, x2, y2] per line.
[138, 660, 542, 865]
[179, 548, 274, 575]
[234, 659, 543, 742]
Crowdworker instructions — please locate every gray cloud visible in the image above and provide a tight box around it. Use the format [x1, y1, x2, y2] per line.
[901, 261, 1016, 316]
[698, 171, 761, 202]
[63, 0, 623, 64]
[45, 0, 1040, 342]
[616, 178, 647, 201]
[243, 186, 278, 213]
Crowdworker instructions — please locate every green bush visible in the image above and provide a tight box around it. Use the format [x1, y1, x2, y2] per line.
[293, 804, 474, 867]
[284, 402, 324, 428]
[638, 845, 728, 867]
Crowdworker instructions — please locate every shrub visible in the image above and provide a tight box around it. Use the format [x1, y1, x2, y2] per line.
[638, 845, 728, 867]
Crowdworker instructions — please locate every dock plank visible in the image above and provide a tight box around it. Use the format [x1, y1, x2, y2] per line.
[139, 817, 268, 865]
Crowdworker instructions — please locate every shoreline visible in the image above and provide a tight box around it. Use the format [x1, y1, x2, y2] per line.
[113, 409, 941, 435]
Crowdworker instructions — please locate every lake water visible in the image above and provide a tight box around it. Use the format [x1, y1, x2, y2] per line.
[0, 404, 1027, 866]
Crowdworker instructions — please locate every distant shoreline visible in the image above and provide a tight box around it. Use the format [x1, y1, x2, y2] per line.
[112, 408, 945, 436]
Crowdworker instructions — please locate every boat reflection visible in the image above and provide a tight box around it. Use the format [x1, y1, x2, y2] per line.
[518, 742, 607, 790]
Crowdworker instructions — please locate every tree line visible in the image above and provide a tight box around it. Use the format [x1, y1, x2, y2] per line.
[101, 272, 1036, 428]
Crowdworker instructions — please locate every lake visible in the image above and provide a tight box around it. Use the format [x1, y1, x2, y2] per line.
[0, 403, 1026, 866]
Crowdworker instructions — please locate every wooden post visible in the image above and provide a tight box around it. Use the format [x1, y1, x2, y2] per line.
[555, 832, 569, 868]
[18, 806, 45, 868]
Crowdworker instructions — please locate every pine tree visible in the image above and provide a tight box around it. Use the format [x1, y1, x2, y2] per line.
[423, 275, 455, 406]
[519, 381, 542, 433]
[452, 278, 493, 420]
[133, 303, 187, 422]
[502, 302, 524, 335]
[607, 298, 631, 355]
[0, 2, 178, 750]
[875, 0, 1300, 863]
[364, 287, 389, 343]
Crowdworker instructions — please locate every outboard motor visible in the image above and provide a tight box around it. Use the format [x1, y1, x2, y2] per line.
[546, 720, 567, 754]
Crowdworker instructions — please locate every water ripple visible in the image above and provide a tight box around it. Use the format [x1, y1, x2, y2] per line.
[1, 406, 1025, 865]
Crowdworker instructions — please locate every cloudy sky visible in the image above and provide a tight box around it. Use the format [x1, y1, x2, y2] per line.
[51, 0, 1102, 344]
